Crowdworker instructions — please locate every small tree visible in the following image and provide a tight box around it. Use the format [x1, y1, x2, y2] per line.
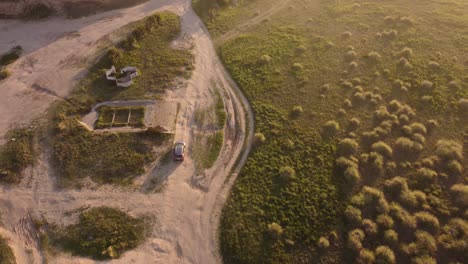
[317, 236, 330, 249]
[375, 246, 396, 264]
[279, 166, 295, 181]
[267, 222, 283, 239]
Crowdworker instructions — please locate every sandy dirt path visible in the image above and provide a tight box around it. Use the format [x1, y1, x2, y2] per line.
[0, 1, 256, 263]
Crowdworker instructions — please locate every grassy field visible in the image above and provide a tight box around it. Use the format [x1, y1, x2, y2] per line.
[0, 128, 36, 184]
[0, 235, 16, 264]
[50, 12, 191, 187]
[42, 207, 147, 260]
[195, 0, 467, 263]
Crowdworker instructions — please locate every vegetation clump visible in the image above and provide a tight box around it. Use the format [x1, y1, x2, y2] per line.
[0, 235, 16, 264]
[0, 46, 23, 66]
[322, 120, 340, 138]
[58, 207, 146, 260]
[0, 128, 36, 184]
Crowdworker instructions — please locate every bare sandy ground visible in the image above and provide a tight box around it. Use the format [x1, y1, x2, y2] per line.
[0, 0, 258, 263]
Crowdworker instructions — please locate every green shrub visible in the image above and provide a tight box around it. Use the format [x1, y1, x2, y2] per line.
[59, 207, 145, 259]
[399, 47, 413, 58]
[337, 138, 359, 156]
[0, 46, 23, 66]
[420, 80, 433, 93]
[22, 3, 56, 19]
[279, 166, 296, 181]
[389, 202, 416, 230]
[344, 166, 361, 184]
[411, 255, 436, 264]
[414, 211, 440, 235]
[399, 190, 419, 209]
[322, 120, 340, 137]
[447, 160, 463, 177]
[383, 229, 398, 244]
[383, 177, 409, 197]
[394, 137, 423, 160]
[344, 206, 362, 226]
[362, 219, 378, 236]
[291, 105, 304, 117]
[438, 218, 468, 256]
[347, 229, 365, 252]
[0, 235, 16, 264]
[342, 31, 352, 39]
[0, 128, 36, 184]
[267, 222, 283, 239]
[317, 236, 330, 249]
[435, 140, 463, 161]
[428, 61, 440, 70]
[411, 168, 437, 186]
[376, 214, 394, 229]
[408, 231, 437, 256]
[253, 132, 266, 146]
[450, 184, 468, 208]
[409, 123, 427, 135]
[375, 245, 396, 264]
[259, 54, 272, 64]
[336, 156, 358, 168]
[365, 51, 381, 63]
[345, 50, 357, 61]
[459, 98, 468, 112]
[371, 141, 393, 159]
[0, 68, 11, 80]
[348, 117, 361, 131]
[411, 133, 426, 145]
[357, 248, 375, 264]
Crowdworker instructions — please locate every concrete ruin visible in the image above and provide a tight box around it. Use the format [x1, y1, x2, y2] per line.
[105, 66, 139, 88]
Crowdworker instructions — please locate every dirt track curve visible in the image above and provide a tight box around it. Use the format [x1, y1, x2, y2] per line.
[0, 0, 261, 263]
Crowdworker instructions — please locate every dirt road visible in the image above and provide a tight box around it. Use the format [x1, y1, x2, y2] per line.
[0, 0, 255, 263]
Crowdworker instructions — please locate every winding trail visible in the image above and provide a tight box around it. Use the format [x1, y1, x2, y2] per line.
[0, 0, 258, 263]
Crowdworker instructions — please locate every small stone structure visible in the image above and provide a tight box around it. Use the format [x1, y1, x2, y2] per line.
[105, 65, 139, 88]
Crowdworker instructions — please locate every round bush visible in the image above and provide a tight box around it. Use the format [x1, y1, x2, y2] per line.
[358, 248, 375, 264]
[412, 168, 438, 186]
[322, 120, 340, 137]
[412, 230, 437, 255]
[254, 132, 266, 146]
[362, 219, 378, 236]
[438, 218, 468, 254]
[342, 31, 353, 39]
[259, 54, 272, 64]
[450, 184, 468, 208]
[435, 139, 463, 161]
[347, 229, 365, 252]
[394, 137, 423, 160]
[376, 214, 394, 229]
[279, 166, 296, 181]
[348, 117, 361, 131]
[411, 255, 437, 264]
[399, 47, 413, 58]
[345, 205, 362, 226]
[366, 51, 381, 63]
[291, 105, 304, 117]
[336, 156, 358, 168]
[409, 123, 427, 135]
[267, 222, 283, 239]
[420, 80, 433, 93]
[375, 246, 396, 264]
[415, 211, 440, 235]
[447, 160, 463, 177]
[338, 138, 359, 156]
[371, 141, 393, 158]
[426, 120, 438, 133]
[459, 98, 468, 112]
[383, 229, 399, 244]
[411, 133, 426, 145]
[317, 236, 330, 249]
[345, 166, 361, 183]
[383, 177, 409, 196]
[428, 61, 440, 70]
[0, 235, 15, 264]
[292, 63, 304, 71]
[346, 50, 357, 61]
[389, 203, 416, 230]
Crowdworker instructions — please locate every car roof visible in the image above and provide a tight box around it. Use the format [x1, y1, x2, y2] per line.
[174, 144, 184, 155]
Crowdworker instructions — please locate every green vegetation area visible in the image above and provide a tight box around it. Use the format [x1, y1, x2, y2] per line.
[196, 0, 467, 263]
[43, 207, 146, 260]
[0, 46, 23, 66]
[0, 235, 16, 264]
[192, 85, 226, 172]
[96, 106, 145, 129]
[51, 12, 189, 187]
[0, 128, 36, 184]
[0, 45, 23, 81]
